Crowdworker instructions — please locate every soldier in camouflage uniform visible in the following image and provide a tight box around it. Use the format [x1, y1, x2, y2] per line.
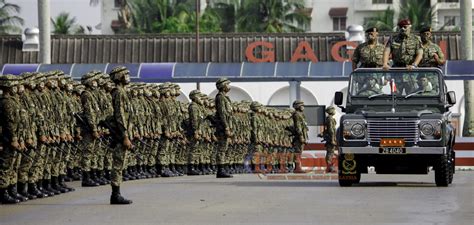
[291, 100, 308, 173]
[157, 83, 176, 177]
[352, 27, 385, 71]
[418, 26, 445, 68]
[109, 66, 133, 205]
[79, 71, 101, 187]
[0, 75, 23, 204]
[319, 106, 337, 173]
[383, 19, 423, 94]
[215, 78, 233, 178]
[188, 90, 205, 175]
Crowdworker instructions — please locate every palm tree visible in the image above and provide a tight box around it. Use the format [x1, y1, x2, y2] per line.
[236, 0, 310, 33]
[364, 7, 395, 31]
[51, 12, 86, 34]
[398, 0, 435, 31]
[0, 0, 24, 34]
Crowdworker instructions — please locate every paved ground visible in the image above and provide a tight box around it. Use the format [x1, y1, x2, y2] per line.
[1, 172, 473, 225]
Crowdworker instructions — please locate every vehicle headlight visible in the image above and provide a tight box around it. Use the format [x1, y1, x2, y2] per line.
[419, 120, 442, 140]
[343, 120, 366, 140]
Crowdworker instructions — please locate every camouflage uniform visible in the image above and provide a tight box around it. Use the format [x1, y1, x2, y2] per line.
[109, 66, 133, 204]
[292, 100, 308, 173]
[0, 75, 22, 204]
[352, 42, 385, 68]
[214, 78, 233, 178]
[322, 106, 337, 173]
[419, 27, 445, 68]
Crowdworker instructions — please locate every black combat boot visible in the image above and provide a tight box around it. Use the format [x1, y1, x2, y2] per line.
[110, 185, 133, 205]
[0, 188, 20, 204]
[59, 175, 75, 192]
[160, 165, 174, 177]
[127, 167, 136, 180]
[82, 171, 100, 187]
[210, 165, 217, 174]
[176, 165, 184, 176]
[18, 182, 36, 200]
[65, 168, 74, 182]
[91, 169, 106, 185]
[187, 164, 200, 176]
[51, 176, 68, 193]
[9, 184, 28, 202]
[197, 164, 205, 175]
[104, 169, 111, 181]
[37, 180, 53, 197]
[72, 168, 82, 181]
[216, 165, 233, 178]
[44, 179, 61, 195]
[141, 165, 152, 179]
[122, 169, 130, 181]
[98, 170, 110, 185]
[28, 182, 47, 198]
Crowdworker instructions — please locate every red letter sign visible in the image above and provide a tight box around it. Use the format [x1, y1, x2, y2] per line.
[245, 41, 275, 62]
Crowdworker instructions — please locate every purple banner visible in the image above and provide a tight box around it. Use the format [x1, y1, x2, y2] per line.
[139, 63, 175, 81]
[2, 64, 39, 75]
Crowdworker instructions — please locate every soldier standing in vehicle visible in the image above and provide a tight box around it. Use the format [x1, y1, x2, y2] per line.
[418, 26, 445, 68]
[319, 106, 337, 173]
[383, 19, 423, 94]
[352, 27, 385, 71]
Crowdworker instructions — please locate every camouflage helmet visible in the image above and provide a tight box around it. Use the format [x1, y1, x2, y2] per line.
[81, 70, 101, 86]
[109, 66, 129, 82]
[292, 100, 304, 108]
[326, 106, 336, 114]
[216, 77, 230, 89]
[250, 101, 262, 111]
[0, 74, 20, 88]
[189, 89, 201, 98]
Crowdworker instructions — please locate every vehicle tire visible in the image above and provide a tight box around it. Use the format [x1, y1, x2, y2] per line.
[435, 154, 450, 187]
[448, 150, 454, 184]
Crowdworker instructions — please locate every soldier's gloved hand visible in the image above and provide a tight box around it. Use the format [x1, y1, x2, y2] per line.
[92, 131, 100, 139]
[40, 135, 47, 143]
[11, 140, 20, 150]
[47, 136, 53, 144]
[66, 134, 73, 142]
[19, 141, 26, 151]
[60, 133, 67, 141]
[123, 137, 132, 150]
[26, 138, 34, 147]
[383, 64, 390, 70]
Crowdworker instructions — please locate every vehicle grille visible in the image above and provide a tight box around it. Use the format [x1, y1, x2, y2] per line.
[367, 119, 419, 143]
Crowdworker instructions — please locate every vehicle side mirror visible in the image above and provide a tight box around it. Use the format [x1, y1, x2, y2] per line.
[447, 91, 456, 105]
[335, 92, 343, 106]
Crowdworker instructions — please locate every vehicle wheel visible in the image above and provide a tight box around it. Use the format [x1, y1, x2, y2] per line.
[448, 150, 454, 184]
[435, 154, 450, 187]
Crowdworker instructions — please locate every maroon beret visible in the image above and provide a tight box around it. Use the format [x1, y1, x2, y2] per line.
[397, 19, 411, 27]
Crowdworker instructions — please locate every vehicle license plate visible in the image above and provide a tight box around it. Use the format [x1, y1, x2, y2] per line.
[379, 147, 406, 154]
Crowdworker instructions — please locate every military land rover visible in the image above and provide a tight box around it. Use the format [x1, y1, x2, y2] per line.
[334, 68, 456, 187]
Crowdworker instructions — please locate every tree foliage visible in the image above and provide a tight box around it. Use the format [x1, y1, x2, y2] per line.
[51, 12, 86, 34]
[398, 0, 435, 31]
[0, 0, 24, 34]
[364, 7, 395, 31]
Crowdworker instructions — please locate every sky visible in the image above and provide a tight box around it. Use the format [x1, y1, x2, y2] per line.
[15, 0, 101, 34]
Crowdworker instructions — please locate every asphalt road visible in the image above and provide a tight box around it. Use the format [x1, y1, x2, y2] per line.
[1, 172, 473, 225]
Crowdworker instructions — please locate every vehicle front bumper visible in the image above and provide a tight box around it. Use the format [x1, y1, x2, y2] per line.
[339, 146, 446, 155]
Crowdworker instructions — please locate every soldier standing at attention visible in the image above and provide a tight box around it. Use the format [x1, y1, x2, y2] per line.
[109, 66, 133, 205]
[0, 75, 22, 204]
[215, 78, 233, 178]
[418, 26, 445, 68]
[352, 27, 385, 71]
[319, 106, 337, 173]
[292, 100, 308, 173]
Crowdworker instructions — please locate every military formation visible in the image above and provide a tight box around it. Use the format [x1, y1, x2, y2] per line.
[0, 67, 310, 205]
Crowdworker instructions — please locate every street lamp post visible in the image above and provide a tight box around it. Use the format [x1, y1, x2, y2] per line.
[196, 0, 201, 90]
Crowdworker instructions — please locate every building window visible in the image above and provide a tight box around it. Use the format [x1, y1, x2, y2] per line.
[439, 0, 459, 3]
[333, 17, 347, 31]
[444, 16, 456, 26]
[372, 0, 393, 4]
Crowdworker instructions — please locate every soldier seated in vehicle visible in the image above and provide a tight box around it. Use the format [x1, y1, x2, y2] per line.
[409, 74, 438, 96]
[356, 75, 382, 96]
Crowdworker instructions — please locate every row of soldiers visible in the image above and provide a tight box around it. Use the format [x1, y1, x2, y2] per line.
[0, 68, 309, 204]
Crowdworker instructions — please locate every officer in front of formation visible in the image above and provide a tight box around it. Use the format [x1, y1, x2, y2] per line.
[352, 27, 385, 71]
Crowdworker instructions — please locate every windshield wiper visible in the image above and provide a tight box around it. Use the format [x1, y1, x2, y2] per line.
[405, 90, 424, 99]
[368, 93, 386, 99]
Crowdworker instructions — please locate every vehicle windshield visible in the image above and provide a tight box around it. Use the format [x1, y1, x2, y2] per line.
[350, 71, 440, 98]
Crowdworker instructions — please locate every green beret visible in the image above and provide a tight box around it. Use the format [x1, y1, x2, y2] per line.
[419, 26, 432, 33]
[0, 74, 21, 87]
[365, 27, 377, 33]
